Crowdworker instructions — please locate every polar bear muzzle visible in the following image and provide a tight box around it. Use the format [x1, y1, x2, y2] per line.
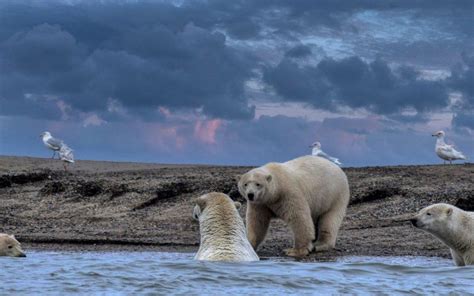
[0, 234, 26, 257]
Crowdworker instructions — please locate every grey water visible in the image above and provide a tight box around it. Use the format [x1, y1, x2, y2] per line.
[1, 251, 473, 295]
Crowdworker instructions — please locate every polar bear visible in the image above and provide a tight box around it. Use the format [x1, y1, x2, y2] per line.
[411, 203, 474, 266]
[193, 192, 259, 262]
[0, 233, 26, 257]
[237, 155, 350, 257]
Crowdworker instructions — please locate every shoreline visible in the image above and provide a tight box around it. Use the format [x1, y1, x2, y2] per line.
[23, 242, 198, 254]
[1, 156, 473, 262]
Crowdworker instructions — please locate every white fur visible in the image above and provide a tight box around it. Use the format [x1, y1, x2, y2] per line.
[412, 203, 474, 266]
[0, 233, 26, 257]
[239, 155, 350, 257]
[194, 193, 259, 262]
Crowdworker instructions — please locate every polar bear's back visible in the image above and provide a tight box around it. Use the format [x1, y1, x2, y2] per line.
[270, 155, 350, 212]
[195, 243, 259, 262]
[194, 193, 259, 262]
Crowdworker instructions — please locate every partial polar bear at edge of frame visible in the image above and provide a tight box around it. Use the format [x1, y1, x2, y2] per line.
[411, 203, 474, 266]
[0, 233, 26, 257]
[237, 155, 350, 257]
[193, 192, 259, 262]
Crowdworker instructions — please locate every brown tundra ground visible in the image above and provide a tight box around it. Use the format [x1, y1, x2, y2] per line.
[0, 156, 473, 261]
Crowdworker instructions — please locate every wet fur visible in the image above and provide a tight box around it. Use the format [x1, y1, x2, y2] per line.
[193, 192, 259, 262]
[0, 233, 26, 257]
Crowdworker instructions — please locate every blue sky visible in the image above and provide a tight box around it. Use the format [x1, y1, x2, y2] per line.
[0, 0, 473, 166]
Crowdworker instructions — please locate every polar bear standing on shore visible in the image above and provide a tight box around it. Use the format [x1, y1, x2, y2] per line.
[193, 192, 259, 262]
[0, 233, 26, 257]
[237, 156, 350, 257]
[411, 203, 474, 266]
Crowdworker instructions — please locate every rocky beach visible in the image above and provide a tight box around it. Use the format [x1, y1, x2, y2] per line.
[1, 156, 473, 261]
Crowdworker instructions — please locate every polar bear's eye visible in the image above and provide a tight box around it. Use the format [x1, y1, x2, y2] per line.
[244, 183, 248, 187]
[7, 246, 12, 249]
[256, 183, 260, 187]
[426, 212, 431, 216]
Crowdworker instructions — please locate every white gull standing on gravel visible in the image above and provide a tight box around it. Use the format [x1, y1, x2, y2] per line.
[432, 131, 466, 164]
[309, 141, 342, 166]
[40, 131, 64, 159]
[58, 144, 74, 171]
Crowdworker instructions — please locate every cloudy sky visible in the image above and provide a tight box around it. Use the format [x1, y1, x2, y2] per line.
[0, 0, 473, 166]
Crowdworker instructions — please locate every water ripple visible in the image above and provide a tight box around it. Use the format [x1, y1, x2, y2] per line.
[1, 251, 473, 295]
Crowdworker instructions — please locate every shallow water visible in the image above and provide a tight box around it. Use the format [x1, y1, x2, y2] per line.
[1, 251, 473, 295]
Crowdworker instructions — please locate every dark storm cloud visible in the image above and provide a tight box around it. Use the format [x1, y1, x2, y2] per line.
[263, 56, 449, 114]
[0, 1, 255, 120]
[285, 45, 312, 58]
[452, 112, 474, 131]
[188, 0, 473, 71]
[449, 54, 474, 131]
[0, 0, 472, 122]
[450, 54, 474, 106]
[188, 0, 473, 40]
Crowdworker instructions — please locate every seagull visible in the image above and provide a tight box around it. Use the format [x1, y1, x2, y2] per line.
[309, 141, 342, 166]
[40, 131, 64, 159]
[432, 131, 466, 164]
[58, 144, 74, 171]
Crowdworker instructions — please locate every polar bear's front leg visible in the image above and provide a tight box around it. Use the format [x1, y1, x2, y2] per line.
[246, 204, 272, 250]
[450, 249, 466, 266]
[284, 205, 315, 257]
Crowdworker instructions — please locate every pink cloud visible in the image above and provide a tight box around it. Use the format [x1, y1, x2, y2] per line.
[194, 119, 222, 144]
[141, 118, 224, 154]
[159, 107, 171, 118]
[142, 122, 187, 151]
[83, 113, 106, 127]
[56, 100, 71, 120]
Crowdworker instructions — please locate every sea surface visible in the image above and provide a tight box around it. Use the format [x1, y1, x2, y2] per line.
[1, 251, 473, 295]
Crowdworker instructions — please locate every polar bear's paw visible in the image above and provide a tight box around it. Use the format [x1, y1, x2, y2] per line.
[285, 247, 310, 257]
[313, 242, 334, 252]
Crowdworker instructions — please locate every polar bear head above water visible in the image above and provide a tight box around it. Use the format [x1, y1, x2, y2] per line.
[411, 203, 474, 266]
[0, 234, 26, 257]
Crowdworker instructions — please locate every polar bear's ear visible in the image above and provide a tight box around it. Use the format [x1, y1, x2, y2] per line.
[234, 175, 242, 182]
[266, 174, 272, 182]
[446, 208, 453, 216]
[193, 204, 202, 220]
[234, 201, 242, 210]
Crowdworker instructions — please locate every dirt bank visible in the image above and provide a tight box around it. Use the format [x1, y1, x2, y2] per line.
[1, 156, 473, 261]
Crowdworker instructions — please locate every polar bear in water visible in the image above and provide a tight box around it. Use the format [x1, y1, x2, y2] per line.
[0, 234, 26, 257]
[411, 203, 474, 266]
[193, 192, 259, 262]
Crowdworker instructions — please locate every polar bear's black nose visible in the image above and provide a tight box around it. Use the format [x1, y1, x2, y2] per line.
[247, 193, 254, 201]
[410, 218, 417, 226]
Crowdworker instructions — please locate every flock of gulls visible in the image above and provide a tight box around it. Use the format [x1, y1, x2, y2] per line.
[40, 130, 467, 169]
[310, 130, 467, 166]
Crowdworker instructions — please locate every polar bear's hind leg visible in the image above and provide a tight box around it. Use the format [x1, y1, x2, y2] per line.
[314, 205, 346, 252]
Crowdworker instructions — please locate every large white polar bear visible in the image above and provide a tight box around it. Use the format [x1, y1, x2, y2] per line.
[238, 156, 350, 257]
[411, 203, 474, 266]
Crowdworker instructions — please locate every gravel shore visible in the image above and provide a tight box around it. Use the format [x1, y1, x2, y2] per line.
[1, 156, 473, 261]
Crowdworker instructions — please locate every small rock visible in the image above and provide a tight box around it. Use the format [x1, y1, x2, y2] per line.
[455, 197, 474, 211]
[40, 182, 66, 195]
